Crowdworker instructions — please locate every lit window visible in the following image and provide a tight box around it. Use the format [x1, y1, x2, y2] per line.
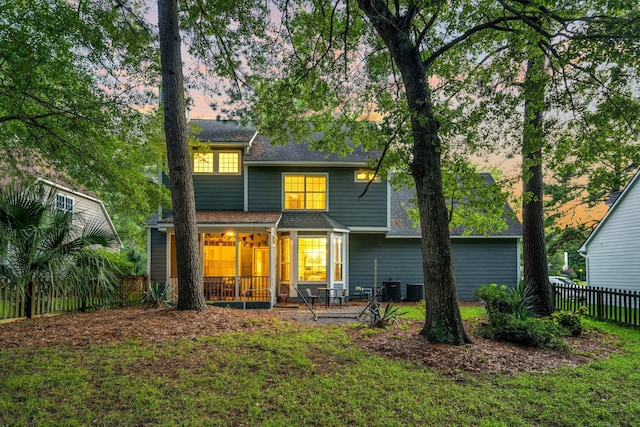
[355, 169, 379, 182]
[218, 152, 240, 174]
[192, 149, 241, 174]
[279, 237, 291, 282]
[203, 233, 236, 276]
[193, 151, 214, 173]
[333, 237, 343, 281]
[284, 174, 327, 210]
[298, 238, 327, 281]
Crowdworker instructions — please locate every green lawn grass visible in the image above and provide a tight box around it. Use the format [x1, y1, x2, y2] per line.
[1, 308, 639, 426]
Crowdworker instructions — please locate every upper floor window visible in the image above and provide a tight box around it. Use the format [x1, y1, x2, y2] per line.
[192, 149, 240, 175]
[354, 169, 379, 182]
[283, 174, 327, 210]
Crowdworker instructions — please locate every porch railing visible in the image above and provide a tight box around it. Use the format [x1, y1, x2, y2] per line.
[168, 276, 271, 302]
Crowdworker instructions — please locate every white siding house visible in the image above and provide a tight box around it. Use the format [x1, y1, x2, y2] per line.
[39, 178, 121, 249]
[579, 170, 640, 291]
[0, 151, 121, 249]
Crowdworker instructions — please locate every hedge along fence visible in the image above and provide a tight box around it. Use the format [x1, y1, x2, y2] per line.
[0, 275, 147, 322]
[554, 283, 640, 328]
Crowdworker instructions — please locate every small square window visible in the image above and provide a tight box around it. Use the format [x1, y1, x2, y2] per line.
[355, 170, 379, 182]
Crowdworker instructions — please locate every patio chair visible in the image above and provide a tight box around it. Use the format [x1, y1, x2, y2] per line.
[333, 288, 348, 307]
[305, 288, 319, 308]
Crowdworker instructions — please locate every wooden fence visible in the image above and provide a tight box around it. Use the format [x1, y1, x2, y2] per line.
[554, 283, 640, 328]
[0, 275, 147, 322]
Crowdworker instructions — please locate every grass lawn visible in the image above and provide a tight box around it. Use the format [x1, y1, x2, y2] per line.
[1, 306, 639, 426]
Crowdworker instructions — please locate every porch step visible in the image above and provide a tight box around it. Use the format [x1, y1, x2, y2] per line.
[273, 303, 299, 309]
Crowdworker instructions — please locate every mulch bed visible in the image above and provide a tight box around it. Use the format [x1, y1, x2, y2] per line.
[0, 305, 619, 376]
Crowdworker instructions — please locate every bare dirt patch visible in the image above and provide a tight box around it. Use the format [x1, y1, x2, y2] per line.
[0, 305, 618, 375]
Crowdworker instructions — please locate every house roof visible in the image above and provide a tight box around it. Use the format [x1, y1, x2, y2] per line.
[188, 119, 257, 145]
[159, 211, 282, 227]
[158, 211, 350, 232]
[388, 174, 522, 238]
[0, 148, 97, 198]
[186, 119, 375, 164]
[244, 136, 373, 164]
[278, 212, 349, 231]
[579, 168, 640, 253]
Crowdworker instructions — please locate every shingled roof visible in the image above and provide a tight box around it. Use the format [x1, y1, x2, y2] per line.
[0, 148, 96, 198]
[277, 212, 349, 230]
[189, 119, 257, 144]
[388, 174, 522, 237]
[159, 211, 282, 226]
[244, 136, 374, 164]
[186, 119, 375, 164]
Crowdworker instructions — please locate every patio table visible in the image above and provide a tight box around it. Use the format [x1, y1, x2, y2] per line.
[317, 287, 334, 308]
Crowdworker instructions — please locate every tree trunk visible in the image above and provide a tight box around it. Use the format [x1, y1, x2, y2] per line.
[357, 0, 470, 344]
[522, 55, 553, 316]
[157, 0, 206, 311]
[25, 281, 34, 319]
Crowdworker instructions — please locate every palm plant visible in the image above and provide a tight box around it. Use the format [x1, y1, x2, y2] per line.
[0, 182, 119, 316]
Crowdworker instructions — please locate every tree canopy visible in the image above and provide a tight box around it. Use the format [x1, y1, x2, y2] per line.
[0, 0, 169, 247]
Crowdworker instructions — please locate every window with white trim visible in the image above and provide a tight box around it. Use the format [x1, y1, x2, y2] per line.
[354, 169, 379, 182]
[55, 194, 74, 222]
[192, 149, 240, 174]
[298, 237, 327, 282]
[333, 236, 343, 281]
[55, 194, 73, 213]
[283, 174, 327, 210]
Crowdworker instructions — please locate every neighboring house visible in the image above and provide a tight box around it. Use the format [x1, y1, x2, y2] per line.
[0, 150, 121, 249]
[147, 119, 522, 307]
[579, 170, 640, 291]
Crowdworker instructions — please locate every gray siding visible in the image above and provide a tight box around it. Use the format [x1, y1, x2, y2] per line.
[450, 238, 520, 300]
[149, 228, 167, 284]
[162, 173, 244, 212]
[193, 174, 244, 210]
[585, 181, 640, 291]
[247, 166, 387, 228]
[349, 234, 519, 301]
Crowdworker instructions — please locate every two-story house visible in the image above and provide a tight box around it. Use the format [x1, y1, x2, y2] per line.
[148, 119, 522, 308]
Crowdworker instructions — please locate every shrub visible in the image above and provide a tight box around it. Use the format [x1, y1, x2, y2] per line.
[479, 313, 568, 350]
[473, 284, 522, 322]
[553, 309, 585, 336]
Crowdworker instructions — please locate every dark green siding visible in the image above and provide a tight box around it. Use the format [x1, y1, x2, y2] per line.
[193, 174, 244, 210]
[247, 166, 387, 228]
[349, 234, 519, 301]
[149, 228, 167, 284]
[450, 239, 520, 299]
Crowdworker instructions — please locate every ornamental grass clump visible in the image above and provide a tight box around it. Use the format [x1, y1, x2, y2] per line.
[141, 282, 169, 309]
[361, 302, 406, 329]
